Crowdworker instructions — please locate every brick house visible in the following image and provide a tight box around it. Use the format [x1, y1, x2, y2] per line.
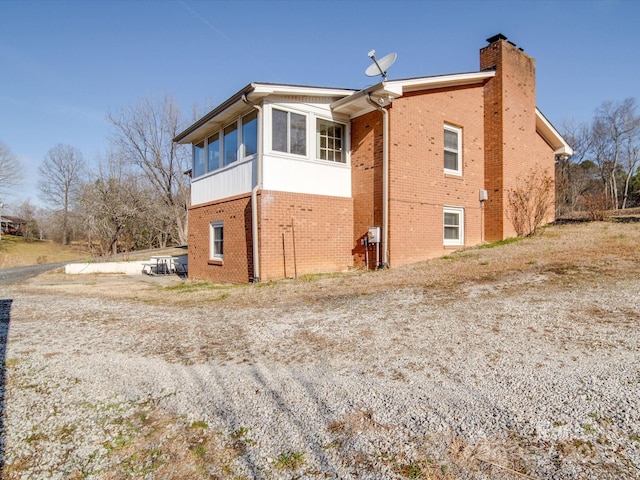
[174, 34, 572, 283]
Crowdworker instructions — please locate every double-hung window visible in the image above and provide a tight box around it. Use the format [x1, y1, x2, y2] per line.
[316, 119, 345, 163]
[444, 124, 462, 175]
[210, 221, 223, 261]
[272, 108, 306, 155]
[443, 207, 464, 246]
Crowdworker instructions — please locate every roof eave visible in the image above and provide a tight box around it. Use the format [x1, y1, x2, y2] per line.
[331, 70, 496, 118]
[174, 83, 357, 144]
[535, 108, 574, 157]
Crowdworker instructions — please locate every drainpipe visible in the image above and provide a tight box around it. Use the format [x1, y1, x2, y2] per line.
[365, 93, 389, 267]
[243, 93, 263, 282]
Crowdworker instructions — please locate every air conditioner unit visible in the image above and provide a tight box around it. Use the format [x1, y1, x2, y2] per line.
[367, 226, 381, 243]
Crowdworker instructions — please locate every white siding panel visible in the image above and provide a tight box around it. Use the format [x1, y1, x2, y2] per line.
[191, 159, 255, 206]
[262, 155, 351, 198]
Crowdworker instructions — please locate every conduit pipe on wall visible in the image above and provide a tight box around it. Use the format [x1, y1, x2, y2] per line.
[365, 93, 389, 267]
[242, 93, 263, 282]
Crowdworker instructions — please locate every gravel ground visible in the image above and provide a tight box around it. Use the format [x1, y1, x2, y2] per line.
[1, 224, 639, 479]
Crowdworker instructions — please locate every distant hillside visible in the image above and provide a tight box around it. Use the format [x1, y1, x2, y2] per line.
[0, 236, 89, 269]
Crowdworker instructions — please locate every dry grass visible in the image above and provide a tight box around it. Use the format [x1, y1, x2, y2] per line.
[0, 236, 90, 268]
[22, 221, 640, 310]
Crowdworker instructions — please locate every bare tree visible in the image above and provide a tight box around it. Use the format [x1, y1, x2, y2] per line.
[37, 144, 86, 245]
[557, 121, 596, 215]
[591, 98, 640, 209]
[78, 151, 152, 255]
[0, 141, 24, 201]
[14, 199, 41, 241]
[107, 95, 190, 246]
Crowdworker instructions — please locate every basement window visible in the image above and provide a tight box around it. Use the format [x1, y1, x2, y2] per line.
[210, 221, 224, 261]
[443, 207, 464, 246]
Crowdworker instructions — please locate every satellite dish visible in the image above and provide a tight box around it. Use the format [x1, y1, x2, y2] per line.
[365, 50, 397, 79]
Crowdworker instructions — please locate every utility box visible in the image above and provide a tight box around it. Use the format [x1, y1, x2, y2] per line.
[367, 226, 381, 243]
[479, 189, 488, 202]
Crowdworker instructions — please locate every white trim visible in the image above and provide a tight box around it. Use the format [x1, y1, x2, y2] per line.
[443, 206, 464, 246]
[535, 108, 574, 156]
[443, 124, 462, 176]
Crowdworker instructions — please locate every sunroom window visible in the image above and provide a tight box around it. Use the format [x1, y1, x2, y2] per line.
[207, 133, 220, 172]
[223, 123, 238, 166]
[193, 141, 205, 177]
[317, 119, 345, 163]
[242, 111, 258, 157]
[272, 108, 306, 156]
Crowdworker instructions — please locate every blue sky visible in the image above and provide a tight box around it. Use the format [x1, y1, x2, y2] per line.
[1, 0, 639, 209]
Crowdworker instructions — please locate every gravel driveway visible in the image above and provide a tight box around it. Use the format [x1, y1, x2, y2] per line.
[1, 223, 639, 479]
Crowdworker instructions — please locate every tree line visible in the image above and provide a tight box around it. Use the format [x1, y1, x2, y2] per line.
[1, 95, 192, 255]
[557, 97, 640, 217]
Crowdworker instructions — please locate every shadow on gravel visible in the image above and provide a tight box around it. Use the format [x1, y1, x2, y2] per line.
[0, 299, 11, 474]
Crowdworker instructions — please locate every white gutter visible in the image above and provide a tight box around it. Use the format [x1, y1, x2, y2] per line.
[365, 93, 389, 267]
[243, 94, 263, 282]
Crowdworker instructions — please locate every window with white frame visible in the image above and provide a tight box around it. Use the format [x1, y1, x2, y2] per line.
[207, 132, 220, 172]
[316, 118, 346, 163]
[210, 221, 224, 260]
[192, 111, 258, 178]
[242, 110, 258, 157]
[443, 207, 464, 246]
[444, 124, 462, 175]
[193, 141, 205, 177]
[272, 108, 306, 156]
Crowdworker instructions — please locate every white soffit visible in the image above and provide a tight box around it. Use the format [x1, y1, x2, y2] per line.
[535, 108, 574, 156]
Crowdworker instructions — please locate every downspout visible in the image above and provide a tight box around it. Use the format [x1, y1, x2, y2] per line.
[243, 93, 263, 282]
[365, 93, 389, 267]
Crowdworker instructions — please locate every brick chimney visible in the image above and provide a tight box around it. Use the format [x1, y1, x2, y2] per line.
[480, 34, 538, 241]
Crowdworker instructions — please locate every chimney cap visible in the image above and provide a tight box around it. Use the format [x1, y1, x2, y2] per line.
[486, 33, 507, 44]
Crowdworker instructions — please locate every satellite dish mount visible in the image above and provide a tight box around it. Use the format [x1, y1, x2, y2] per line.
[365, 50, 397, 80]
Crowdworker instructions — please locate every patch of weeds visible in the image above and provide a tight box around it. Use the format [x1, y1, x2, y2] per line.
[553, 421, 567, 428]
[630, 433, 640, 443]
[527, 259, 538, 265]
[189, 420, 209, 429]
[397, 462, 423, 478]
[5, 357, 19, 367]
[582, 423, 596, 435]
[230, 426, 256, 451]
[191, 444, 206, 457]
[274, 450, 306, 471]
[479, 236, 523, 249]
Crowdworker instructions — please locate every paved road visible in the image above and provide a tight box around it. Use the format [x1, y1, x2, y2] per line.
[0, 262, 69, 286]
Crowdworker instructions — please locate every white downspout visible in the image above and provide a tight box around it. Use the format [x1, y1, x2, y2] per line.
[365, 93, 389, 267]
[243, 93, 263, 282]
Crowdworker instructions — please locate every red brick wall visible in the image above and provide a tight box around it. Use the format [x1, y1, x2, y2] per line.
[480, 39, 556, 240]
[351, 110, 384, 268]
[387, 86, 486, 266]
[188, 194, 253, 283]
[258, 190, 353, 281]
